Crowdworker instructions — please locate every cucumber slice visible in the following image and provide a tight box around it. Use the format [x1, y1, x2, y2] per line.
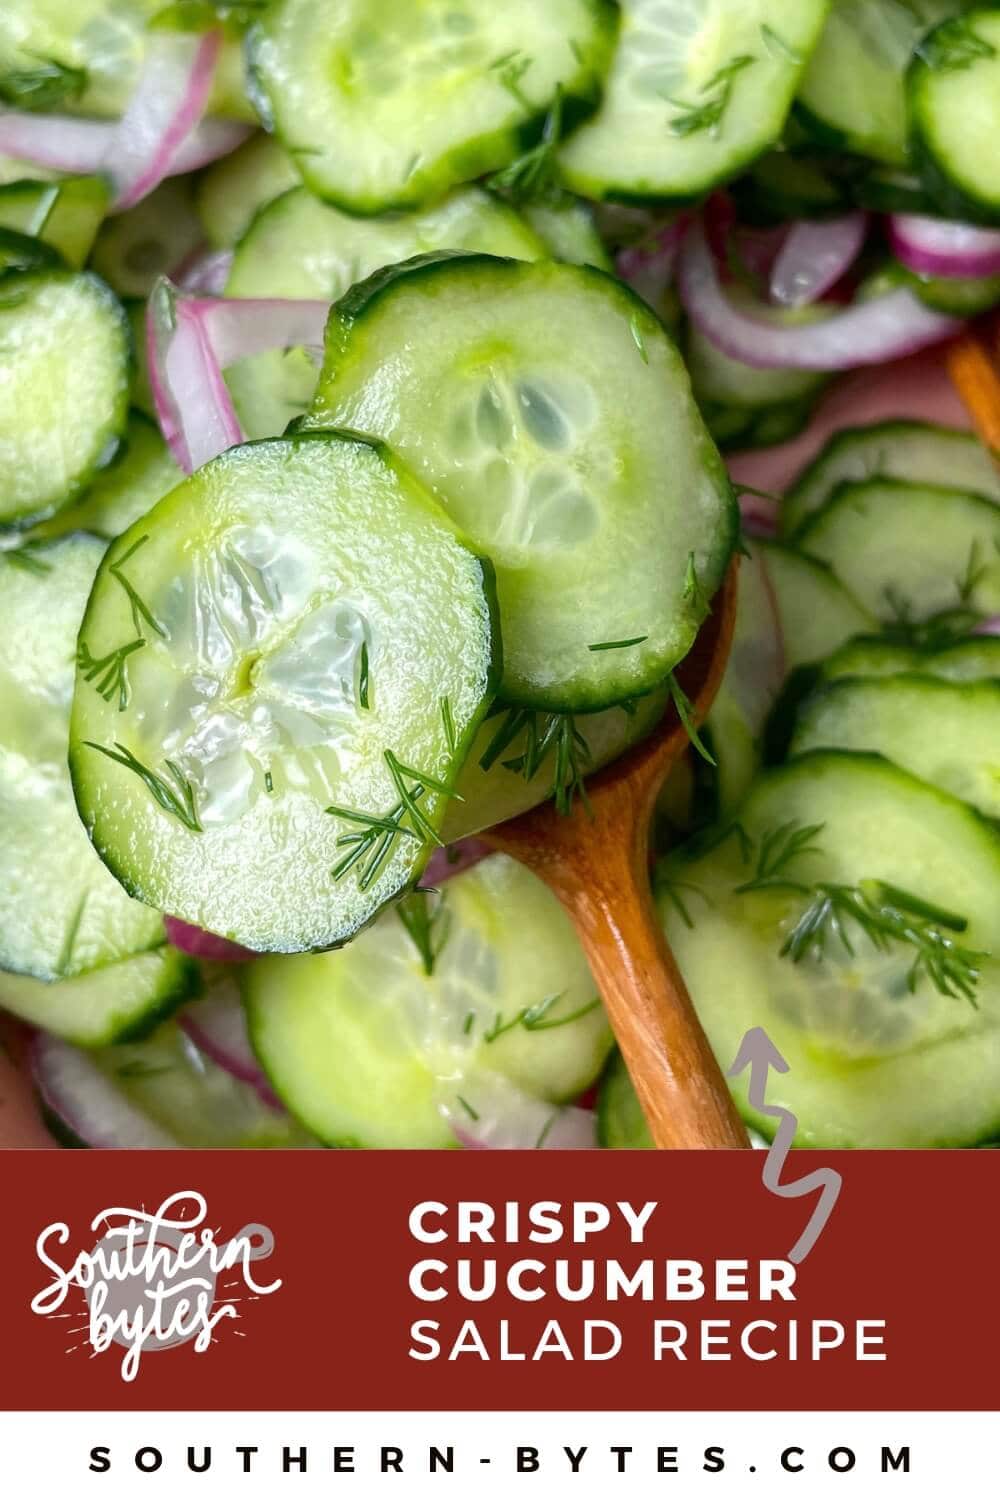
[686, 321, 828, 414]
[0, 175, 108, 267]
[759, 542, 875, 669]
[703, 397, 817, 454]
[557, 0, 829, 203]
[661, 751, 1000, 1148]
[797, 0, 964, 168]
[69, 432, 499, 954]
[35, 1023, 315, 1149]
[89, 176, 203, 299]
[597, 1049, 652, 1148]
[909, 10, 1000, 224]
[825, 634, 1000, 681]
[244, 853, 612, 1148]
[308, 254, 736, 712]
[28, 411, 181, 543]
[783, 420, 1000, 537]
[907, 266, 1000, 316]
[796, 478, 1000, 623]
[225, 184, 546, 440]
[519, 195, 612, 269]
[196, 133, 302, 249]
[442, 687, 670, 840]
[248, 0, 616, 214]
[0, 270, 129, 528]
[790, 674, 1000, 819]
[0, 537, 166, 981]
[0, 945, 197, 1047]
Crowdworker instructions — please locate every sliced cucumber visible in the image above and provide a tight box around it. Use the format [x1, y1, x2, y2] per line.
[248, 0, 616, 214]
[825, 634, 1000, 682]
[557, 0, 829, 203]
[909, 10, 1000, 224]
[442, 687, 670, 840]
[782, 420, 1000, 537]
[0, 175, 108, 267]
[790, 674, 1000, 819]
[519, 195, 611, 269]
[0, 945, 197, 1047]
[35, 1022, 315, 1149]
[308, 253, 736, 712]
[244, 853, 611, 1148]
[796, 478, 1000, 623]
[225, 185, 546, 440]
[89, 175, 203, 299]
[70, 432, 499, 954]
[196, 133, 302, 249]
[759, 542, 875, 669]
[907, 266, 1000, 316]
[597, 1049, 652, 1148]
[1, 537, 166, 981]
[28, 411, 181, 543]
[661, 751, 1000, 1148]
[686, 324, 829, 413]
[703, 397, 817, 454]
[0, 270, 129, 528]
[797, 0, 964, 167]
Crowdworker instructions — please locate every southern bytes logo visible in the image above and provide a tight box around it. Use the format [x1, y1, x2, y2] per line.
[30, 1190, 281, 1380]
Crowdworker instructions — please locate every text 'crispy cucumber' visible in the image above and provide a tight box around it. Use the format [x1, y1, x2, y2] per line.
[660, 752, 1000, 1148]
[796, 0, 962, 167]
[244, 854, 611, 1148]
[308, 254, 736, 712]
[248, 0, 616, 214]
[557, 0, 829, 203]
[824, 635, 1000, 682]
[790, 674, 1000, 820]
[909, 10, 1000, 224]
[70, 433, 499, 954]
[0, 946, 197, 1048]
[796, 479, 1000, 623]
[36, 1022, 314, 1149]
[0, 270, 129, 528]
[225, 185, 546, 440]
[0, 175, 108, 267]
[781, 420, 1000, 538]
[0, 538, 166, 981]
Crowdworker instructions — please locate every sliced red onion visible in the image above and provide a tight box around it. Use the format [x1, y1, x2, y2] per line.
[174, 245, 234, 296]
[615, 216, 688, 305]
[889, 214, 1000, 280]
[0, 110, 252, 181]
[738, 491, 779, 537]
[147, 278, 242, 472]
[442, 1075, 597, 1150]
[32, 1032, 178, 1148]
[679, 222, 961, 371]
[422, 837, 492, 887]
[165, 915, 255, 962]
[109, 29, 222, 210]
[769, 213, 868, 308]
[179, 982, 281, 1110]
[972, 616, 1000, 636]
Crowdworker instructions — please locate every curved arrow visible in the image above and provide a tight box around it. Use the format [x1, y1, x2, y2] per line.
[728, 1027, 842, 1263]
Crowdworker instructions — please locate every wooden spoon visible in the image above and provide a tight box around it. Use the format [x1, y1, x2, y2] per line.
[485, 560, 749, 1150]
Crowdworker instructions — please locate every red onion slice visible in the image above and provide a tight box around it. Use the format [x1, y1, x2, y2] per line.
[32, 1031, 178, 1148]
[769, 212, 868, 308]
[615, 216, 688, 305]
[0, 110, 251, 181]
[442, 1075, 597, 1150]
[679, 222, 961, 371]
[165, 915, 256, 962]
[889, 214, 1000, 280]
[738, 490, 779, 538]
[422, 837, 492, 886]
[179, 982, 281, 1110]
[110, 29, 222, 210]
[972, 617, 1000, 637]
[173, 245, 234, 296]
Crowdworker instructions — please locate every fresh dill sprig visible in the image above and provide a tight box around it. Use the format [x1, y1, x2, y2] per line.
[917, 15, 996, 73]
[667, 673, 716, 766]
[457, 1095, 480, 1122]
[735, 820, 826, 895]
[683, 551, 710, 615]
[330, 791, 422, 889]
[759, 24, 802, 64]
[482, 991, 601, 1043]
[440, 695, 457, 755]
[658, 876, 708, 930]
[5, 545, 52, 576]
[264, 769, 274, 794]
[0, 55, 87, 111]
[666, 54, 754, 139]
[116, 1060, 175, 1080]
[384, 748, 461, 848]
[957, 539, 987, 605]
[486, 85, 563, 202]
[396, 888, 452, 977]
[56, 892, 88, 975]
[325, 805, 422, 840]
[76, 636, 146, 711]
[489, 49, 533, 108]
[85, 742, 202, 832]
[330, 753, 462, 888]
[781, 879, 985, 1004]
[358, 640, 370, 710]
[588, 635, 648, 652]
[630, 315, 649, 364]
[881, 588, 978, 650]
[109, 535, 166, 641]
[478, 704, 593, 815]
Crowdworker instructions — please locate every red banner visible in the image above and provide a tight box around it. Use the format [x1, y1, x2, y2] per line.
[0, 1150, 993, 1412]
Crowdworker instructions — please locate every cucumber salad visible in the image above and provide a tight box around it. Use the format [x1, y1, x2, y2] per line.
[2, 0, 1000, 1151]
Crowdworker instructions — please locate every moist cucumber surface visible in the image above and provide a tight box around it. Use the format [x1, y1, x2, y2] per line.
[69, 432, 499, 954]
[758, 542, 875, 668]
[308, 253, 736, 712]
[0, 537, 167, 981]
[196, 133, 303, 249]
[27, 410, 181, 544]
[660, 752, 1000, 1148]
[248, 0, 617, 214]
[225, 185, 546, 440]
[557, 0, 830, 202]
[0, 175, 108, 267]
[0, 270, 129, 528]
[908, 10, 1000, 223]
[244, 853, 612, 1148]
[0, 945, 197, 1047]
[782, 420, 1000, 537]
[90, 176, 203, 299]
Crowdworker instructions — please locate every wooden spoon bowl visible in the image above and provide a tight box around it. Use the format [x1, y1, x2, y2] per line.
[485, 560, 750, 1150]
